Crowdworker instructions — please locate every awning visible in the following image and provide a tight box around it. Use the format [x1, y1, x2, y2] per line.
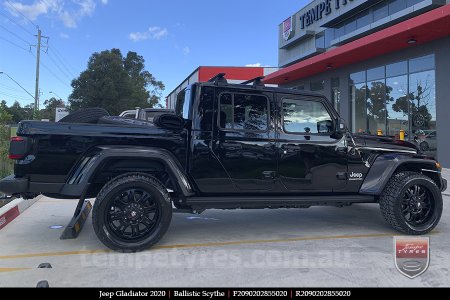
[264, 5, 450, 84]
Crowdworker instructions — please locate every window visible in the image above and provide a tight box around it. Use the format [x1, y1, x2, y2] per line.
[389, 0, 406, 15]
[373, 1, 389, 21]
[310, 80, 325, 92]
[283, 99, 332, 134]
[331, 78, 340, 114]
[219, 93, 269, 131]
[386, 61, 407, 77]
[356, 11, 371, 29]
[324, 29, 334, 48]
[409, 54, 435, 73]
[315, 34, 325, 49]
[349, 54, 436, 157]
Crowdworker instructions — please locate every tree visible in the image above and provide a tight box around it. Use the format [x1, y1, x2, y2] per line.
[7, 101, 33, 123]
[0, 103, 12, 178]
[68, 49, 164, 115]
[39, 97, 65, 121]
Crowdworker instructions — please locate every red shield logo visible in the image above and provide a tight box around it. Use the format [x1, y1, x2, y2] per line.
[394, 237, 430, 278]
[282, 16, 294, 41]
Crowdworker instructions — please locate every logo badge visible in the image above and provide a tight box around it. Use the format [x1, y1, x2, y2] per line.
[282, 16, 294, 41]
[394, 237, 430, 278]
[348, 172, 363, 181]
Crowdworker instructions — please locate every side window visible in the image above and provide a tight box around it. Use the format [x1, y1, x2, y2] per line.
[175, 88, 193, 120]
[283, 98, 333, 134]
[219, 93, 268, 131]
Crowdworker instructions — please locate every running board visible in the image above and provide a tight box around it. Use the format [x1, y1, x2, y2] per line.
[186, 195, 376, 209]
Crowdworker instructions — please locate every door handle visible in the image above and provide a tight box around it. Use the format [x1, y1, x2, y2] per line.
[262, 171, 275, 179]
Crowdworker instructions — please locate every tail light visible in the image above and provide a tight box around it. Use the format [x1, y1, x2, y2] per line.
[9, 136, 30, 160]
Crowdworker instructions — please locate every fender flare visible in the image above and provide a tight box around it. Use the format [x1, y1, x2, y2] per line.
[359, 154, 441, 195]
[60, 146, 195, 197]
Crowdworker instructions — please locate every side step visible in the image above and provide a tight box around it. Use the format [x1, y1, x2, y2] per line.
[186, 195, 376, 209]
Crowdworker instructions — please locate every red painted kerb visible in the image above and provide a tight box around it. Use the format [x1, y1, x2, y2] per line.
[264, 5, 450, 84]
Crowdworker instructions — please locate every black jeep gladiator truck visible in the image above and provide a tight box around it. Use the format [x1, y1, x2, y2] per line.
[0, 74, 446, 252]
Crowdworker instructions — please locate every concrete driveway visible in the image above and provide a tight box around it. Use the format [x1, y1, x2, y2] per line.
[0, 170, 449, 287]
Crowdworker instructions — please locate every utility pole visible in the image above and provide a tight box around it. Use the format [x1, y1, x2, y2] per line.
[34, 28, 41, 118]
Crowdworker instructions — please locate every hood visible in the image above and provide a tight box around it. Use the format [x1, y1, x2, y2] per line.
[352, 133, 419, 154]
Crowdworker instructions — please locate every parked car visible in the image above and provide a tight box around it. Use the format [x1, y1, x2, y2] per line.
[0, 74, 446, 252]
[119, 108, 175, 122]
[419, 130, 437, 152]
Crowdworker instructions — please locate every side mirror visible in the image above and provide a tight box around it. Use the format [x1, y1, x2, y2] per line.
[153, 114, 185, 130]
[336, 118, 347, 134]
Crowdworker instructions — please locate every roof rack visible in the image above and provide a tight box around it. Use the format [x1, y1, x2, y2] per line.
[241, 76, 265, 88]
[208, 73, 228, 85]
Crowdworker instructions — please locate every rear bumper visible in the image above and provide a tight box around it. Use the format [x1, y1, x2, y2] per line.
[0, 175, 28, 195]
[0, 175, 69, 197]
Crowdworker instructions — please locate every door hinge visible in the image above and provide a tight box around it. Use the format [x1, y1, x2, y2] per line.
[336, 172, 347, 180]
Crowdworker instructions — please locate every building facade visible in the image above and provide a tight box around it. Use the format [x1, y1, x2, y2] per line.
[264, 0, 450, 167]
[166, 66, 278, 109]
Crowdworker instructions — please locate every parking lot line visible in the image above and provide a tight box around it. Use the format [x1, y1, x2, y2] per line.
[0, 232, 399, 260]
[0, 267, 31, 273]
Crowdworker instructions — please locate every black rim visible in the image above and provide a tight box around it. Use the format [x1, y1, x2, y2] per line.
[105, 188, 160, 241]
[401, 184, 434, 226]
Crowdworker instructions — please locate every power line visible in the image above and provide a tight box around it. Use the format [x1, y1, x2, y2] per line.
[0, 9, 34, 36]
[0, 35, 30, 52]
[49, 47, 77, 78]
[44, 51, 73, 81]
[0, 23, 32, 45]
[30, 52, 71, 88]
[5, 0, 38, 29]
[0, 90, 30, 99]
[0, 82, 30, 94]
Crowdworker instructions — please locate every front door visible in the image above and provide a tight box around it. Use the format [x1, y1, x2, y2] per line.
[276, 94, 347, 192]
[211, 90, 277, 191]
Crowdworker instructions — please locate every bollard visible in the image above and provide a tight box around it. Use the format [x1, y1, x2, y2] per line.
[400, 129, 405, 141]
[377, 129, 382, 136]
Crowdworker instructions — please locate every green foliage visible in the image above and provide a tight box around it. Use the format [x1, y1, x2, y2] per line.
[68, 49, 164, 115]
[0, 104, 13, 179]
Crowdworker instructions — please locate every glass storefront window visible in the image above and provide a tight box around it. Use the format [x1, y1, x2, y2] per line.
[386, 75, 408, 137]
[331, 78, 340, 114]
[351, 83, 368, 133]
[386, 61, 407, 77]
[368, 78, 386, 135]
[310, 80, 325, 92]
[349, 54, 436, 158]
[409, 70, 436, 155]
[409, 54, 435, 73]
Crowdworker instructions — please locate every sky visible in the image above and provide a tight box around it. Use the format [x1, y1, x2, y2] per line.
[0, 0, 309, 108]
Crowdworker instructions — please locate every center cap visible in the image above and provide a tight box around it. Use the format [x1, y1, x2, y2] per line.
[131, 211, 137, 218]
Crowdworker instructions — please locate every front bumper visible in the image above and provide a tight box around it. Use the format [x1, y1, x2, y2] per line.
[0, 175, 28, 195]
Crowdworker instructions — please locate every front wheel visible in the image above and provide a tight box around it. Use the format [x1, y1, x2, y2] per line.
[379, 171, 442, 235]
[92, 173, 172, 252]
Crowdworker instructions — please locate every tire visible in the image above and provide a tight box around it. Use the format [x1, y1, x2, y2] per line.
[379, 171, 442, 235]
[59, 107, 109, 123]
[420, 141, 429, 152]
[92, 173, 172, 252]
[97, 116, 154, 127]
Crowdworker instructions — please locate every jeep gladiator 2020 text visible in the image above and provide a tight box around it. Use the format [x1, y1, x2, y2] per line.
[0, 75, 446, 252]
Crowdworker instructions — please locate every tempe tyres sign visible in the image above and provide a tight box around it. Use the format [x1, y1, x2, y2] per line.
[283, 0, 354, 41]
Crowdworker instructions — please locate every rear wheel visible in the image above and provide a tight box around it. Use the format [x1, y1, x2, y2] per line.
[379, 171, 442, 235]
[92, 173, 172, 252]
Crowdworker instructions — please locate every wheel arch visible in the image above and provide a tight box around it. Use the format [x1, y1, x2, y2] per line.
[61, 146, 195, 199]
[360, 154, 442, 195]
